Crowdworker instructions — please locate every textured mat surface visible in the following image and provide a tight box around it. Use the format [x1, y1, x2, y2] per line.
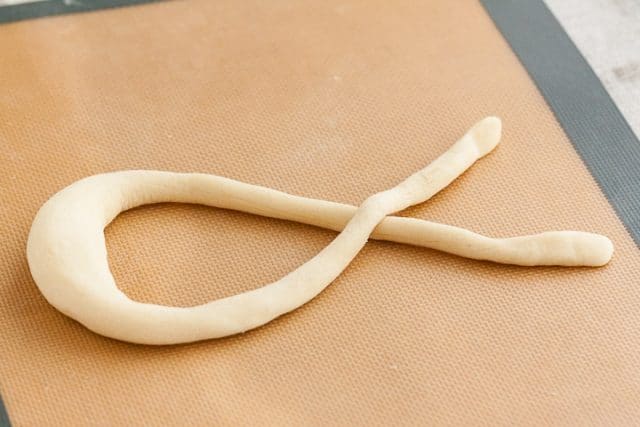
[1, 0, 639, 425]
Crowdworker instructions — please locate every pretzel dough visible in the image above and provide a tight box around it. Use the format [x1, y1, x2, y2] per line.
[26, 117, 613, 345]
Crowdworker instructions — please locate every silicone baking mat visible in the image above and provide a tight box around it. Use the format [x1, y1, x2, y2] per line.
[1, 0, 639, 425]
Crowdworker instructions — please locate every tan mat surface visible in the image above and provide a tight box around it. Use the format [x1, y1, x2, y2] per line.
[1, 0, 639, 425]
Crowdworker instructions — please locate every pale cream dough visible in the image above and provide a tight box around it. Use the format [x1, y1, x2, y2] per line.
[26, 117, 614, 345]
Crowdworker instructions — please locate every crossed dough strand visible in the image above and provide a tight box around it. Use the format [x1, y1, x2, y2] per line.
[26, 117, 613, 345]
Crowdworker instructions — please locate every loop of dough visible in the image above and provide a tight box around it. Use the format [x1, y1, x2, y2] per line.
[26, 117, 613, 345]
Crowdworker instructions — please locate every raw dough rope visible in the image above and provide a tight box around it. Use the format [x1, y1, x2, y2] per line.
[26, 117, 613, 345]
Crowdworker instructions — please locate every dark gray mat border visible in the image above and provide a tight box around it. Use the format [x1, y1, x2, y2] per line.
[0, 0, 166, 25]
[481, 0, 640, 247]
[0, 395, 9, 427]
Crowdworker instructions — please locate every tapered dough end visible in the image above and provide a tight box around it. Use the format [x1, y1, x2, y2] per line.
[584, 234, 615, 267]
[470, 116, 502, 158]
